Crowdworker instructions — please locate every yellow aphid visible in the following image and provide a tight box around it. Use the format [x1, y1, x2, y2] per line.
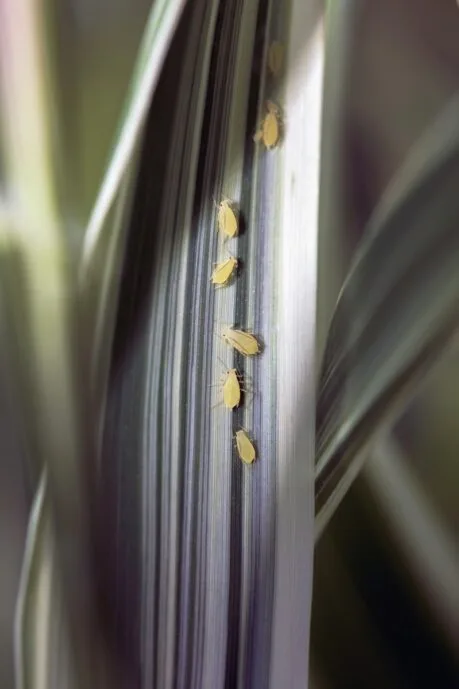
[235, 429, 256, 464]
[254, 101, 282, 150]
[221, 327, 260, 356]
[217, 199, 239, 238]
[222, 368, 241, 409]
[267, 40, 284, 77]
[211, 256, 238, 286]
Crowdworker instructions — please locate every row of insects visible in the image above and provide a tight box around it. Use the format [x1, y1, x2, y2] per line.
[211, 45, 284, 464]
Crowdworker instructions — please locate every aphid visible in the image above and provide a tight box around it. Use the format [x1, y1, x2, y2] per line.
[210, 256, 238, 286]
[217, 199, 239, 238]
[235, 429, 256, 464]
[222, 368, 242, 409]
[267, 40, 284, 77]
[221, 327, 260, 356]
[253, 101, 282, 150]
[210, 365, 246, 411]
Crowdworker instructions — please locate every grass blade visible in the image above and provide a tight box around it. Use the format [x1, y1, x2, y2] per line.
[80, 0, 188, 274]
[315, 95, 459, 537]
[100, 0, 322, 687]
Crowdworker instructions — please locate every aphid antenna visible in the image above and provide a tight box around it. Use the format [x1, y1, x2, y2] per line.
[216, 353, 231, 371]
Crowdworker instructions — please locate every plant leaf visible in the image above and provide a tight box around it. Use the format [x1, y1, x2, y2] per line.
[80, 0, 188, 274]
[315, 95, 459, 538]
[100, 1, 322, 688]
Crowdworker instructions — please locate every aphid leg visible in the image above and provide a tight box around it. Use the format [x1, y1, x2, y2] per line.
[217, 354, 231, 370]
[208, 377, 226, 389]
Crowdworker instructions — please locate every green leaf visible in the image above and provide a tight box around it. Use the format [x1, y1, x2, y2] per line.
[315, 96, 459, 537]
[80, 0, 188, 274]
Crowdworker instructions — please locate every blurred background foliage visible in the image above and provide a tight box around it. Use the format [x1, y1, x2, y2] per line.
[0, 2, 154, 686]
[313, 0, 459, 687]
[54, 0, 152, 227]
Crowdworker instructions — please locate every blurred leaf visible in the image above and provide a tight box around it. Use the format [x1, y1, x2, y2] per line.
[315, 95, 459, 538]
[14, 474, 61, 689]
[0, 1, 120, 687]
[80, 0, 188, 274]
[365, 435, 459, 651]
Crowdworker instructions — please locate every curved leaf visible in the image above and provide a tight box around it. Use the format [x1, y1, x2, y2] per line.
[316, 95, 459, 537]
[80, 0, 188, 274]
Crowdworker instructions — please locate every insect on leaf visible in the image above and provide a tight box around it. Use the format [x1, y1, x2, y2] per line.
[235, 429, 256, 464]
